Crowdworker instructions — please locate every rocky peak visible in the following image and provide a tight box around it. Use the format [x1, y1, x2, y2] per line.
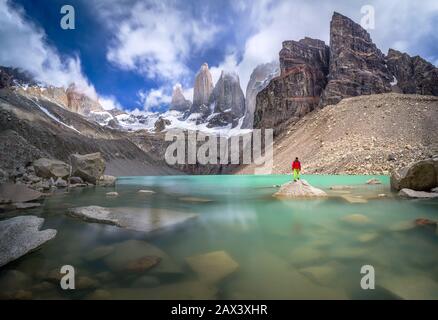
[170, 84, 191, 112]
[386, 49, 438, 96]
[242, 61, 279, 129]
[66, 84, 104, 115]
[209, 71, 245, 117]
[191, 63, 214, 114]
[321, 12, 392, 106]
[254, 37, 329, 134]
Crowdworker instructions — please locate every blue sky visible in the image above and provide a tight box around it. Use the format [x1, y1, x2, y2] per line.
[1, 0, 438, 112]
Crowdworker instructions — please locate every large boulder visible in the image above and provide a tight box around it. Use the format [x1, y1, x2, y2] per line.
[390, 158, 438, 191]
[0, 216, 57, 267]
[274, 179, 328, 198]
[70, 152, 105, 184]
[33, 158, 70, 179]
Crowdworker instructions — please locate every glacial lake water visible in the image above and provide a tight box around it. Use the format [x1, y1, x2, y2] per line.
[1, 174, 438, 300]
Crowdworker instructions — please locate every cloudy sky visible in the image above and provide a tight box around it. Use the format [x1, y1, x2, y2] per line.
[1, 0, 437, 111]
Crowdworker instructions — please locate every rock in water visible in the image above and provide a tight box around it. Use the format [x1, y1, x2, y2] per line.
[170, 84, 191, 112]
[32, 158, 70, 179]
[0, 216, 57, 267]
[0, 183, 43, 203]
[398, 188, 438, 199]
[191, 63, 214, 115]
[242, 61, 279, 129]
[185, 250, 239, 284]
[341, 214, 371, 226]
[70, 152, 105, 184]
[390, 158, 438, 191]
[321, 12, 392, 106]
[67, 206, 197, 234]
[274, 179, 327, 198]
[366, 178, 382, 185]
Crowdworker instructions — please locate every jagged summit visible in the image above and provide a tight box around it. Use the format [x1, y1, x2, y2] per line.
[170, 84, 191, 112]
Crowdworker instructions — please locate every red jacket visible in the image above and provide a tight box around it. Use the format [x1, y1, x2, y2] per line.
[292, 161, 301, 170]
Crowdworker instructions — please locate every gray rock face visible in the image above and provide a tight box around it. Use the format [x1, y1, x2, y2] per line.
[33, 158, 70, 179]
[68, 206, 198, 234]
[254, 38, 329, 134]
[209, 71, 245, 118]
[71, 152, 105, 184]
[191, 63, 214, 114]
[390, 158, 438, 191]
[386, 49, 438, 96]
[170, 85, 191, 112]
[242, 61, 279, 129]
[0, 183, 42, 203]
[0, 216, 57, 267]
[274, 179, 328, 198]
[321, 12, 392, 106]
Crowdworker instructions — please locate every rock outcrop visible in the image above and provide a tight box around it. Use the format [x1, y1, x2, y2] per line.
[398, 188, 438, 199]
[242, 61, 279, 129]
[0, 183, 43, 203]
[154, 117, 171, 132]
[386, 49, 438, 96]
[321, 12, 392, 106]
[391, 157, 438, 191]
[71, 152, 106, 184]
[0, 216, 57, 267]
[191, 63, 214, 114]
[254, 37, 329, 134]
[170, 84, 191, 112]
[274, 179, 327, 198]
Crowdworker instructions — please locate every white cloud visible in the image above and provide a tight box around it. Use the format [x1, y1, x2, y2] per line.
[139, 87, 172, 111]
[105, 1, 220, 82]
[0, 0, 98, 98]
[98, 95, 123, 110]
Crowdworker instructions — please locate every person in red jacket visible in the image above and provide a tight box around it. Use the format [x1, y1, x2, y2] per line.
[292, 157, 301, 182]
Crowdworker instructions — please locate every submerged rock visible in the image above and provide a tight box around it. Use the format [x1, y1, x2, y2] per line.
[380, 274, 438, 300]
[274, 179, 327, 198]
[341, 214, 371, 226]
[67, 206, 197, 234]
[138, 189, 155, 194]
[357, 232, 379, 243]
[106, 192, 119, 197]
[399, 188, 438, 199]
[330, 185, 353, 190]
[389, 220, 416, 232]
[103, 240, 182, 275]
[185, 250, 239, 284]
[179, 197, 212, 203]
[126, 256, 161, 273]
[0, 183, 43, 203]
[0, 216, 57, 267]
[12, 202, 41, 209]
[340, 195, 368, 203]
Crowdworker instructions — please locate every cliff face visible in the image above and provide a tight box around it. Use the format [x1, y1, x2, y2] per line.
[386, 49, 438, 96]
[209, 71, 245, 117]
[254, 37, 329, 134]
[242, 61, 279, 129]
[321, 12, 392, 106]
[191, 63, 214, 114]
[170, 84, 191, 112]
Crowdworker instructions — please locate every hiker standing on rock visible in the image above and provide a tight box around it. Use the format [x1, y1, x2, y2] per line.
[292, 157, 301, 182]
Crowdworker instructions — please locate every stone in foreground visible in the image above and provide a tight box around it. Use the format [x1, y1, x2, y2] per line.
[68, 206, 197, 234]
[274, 180, 327, 198]
[185, 250, 239, 284]
[0, 216, 57, 267]
[398, 188, 438, 199]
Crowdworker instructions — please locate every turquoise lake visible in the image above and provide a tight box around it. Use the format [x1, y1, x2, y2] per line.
[1, 174, 437, 299]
